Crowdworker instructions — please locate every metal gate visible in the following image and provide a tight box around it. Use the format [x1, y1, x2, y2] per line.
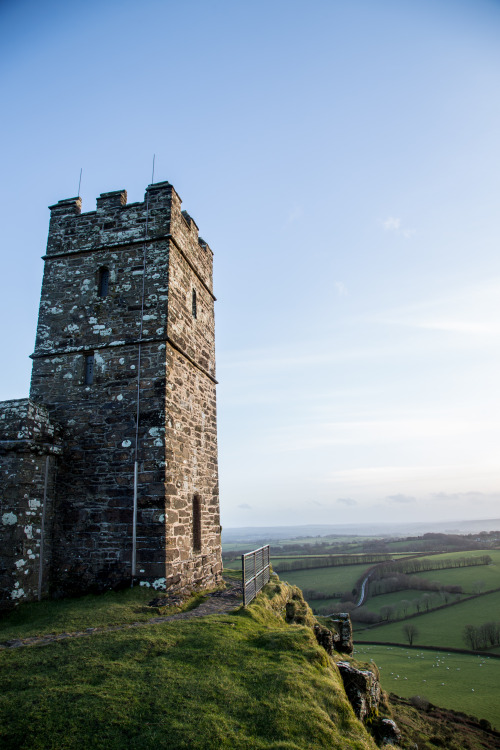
[242, 545, 270, 606]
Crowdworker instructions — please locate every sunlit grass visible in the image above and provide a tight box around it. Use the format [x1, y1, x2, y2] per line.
[0, 584, 377, 750]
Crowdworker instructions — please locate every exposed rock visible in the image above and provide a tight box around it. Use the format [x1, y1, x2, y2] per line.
[328, 612, 353, 654]
[378, 718, 402, 746]
[313, 623, 335, 654]
[148, 595, 185, 609]
[337, 661, 381, 721]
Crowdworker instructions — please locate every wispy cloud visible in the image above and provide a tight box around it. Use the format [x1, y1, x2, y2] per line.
[383, 217, 401, 231]
[386, 494, 416, 504]
[337, 497, 357, 506]
[381, 216, 415, 238]
[370, 278, 500, 337]
[238, 503, 252, 510]
[269, 416, 488, 452]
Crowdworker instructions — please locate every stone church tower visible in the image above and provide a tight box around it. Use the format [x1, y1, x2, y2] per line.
[0, 181, 222, 607]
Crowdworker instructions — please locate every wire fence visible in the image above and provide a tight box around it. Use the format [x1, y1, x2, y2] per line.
[242, 545, 270, 606]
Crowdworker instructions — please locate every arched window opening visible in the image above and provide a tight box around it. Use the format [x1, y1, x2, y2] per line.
[84, 353, 94, 385]
[98, 267, 110, 297]
[192, 288, 197, 319]
[193, 494, 202, 552]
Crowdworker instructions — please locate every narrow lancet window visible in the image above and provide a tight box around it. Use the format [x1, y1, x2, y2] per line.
[193, 494, 201, 552]
[84, 353, 94, 385]
[98, 267, 110, 297]
[192, 288, 197, 319]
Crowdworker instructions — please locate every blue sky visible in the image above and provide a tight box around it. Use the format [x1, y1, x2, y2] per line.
[1, 0, 500, 527]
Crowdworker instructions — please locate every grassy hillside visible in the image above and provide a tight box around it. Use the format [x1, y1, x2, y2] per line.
[0, 582, 377, 750]
[0, 586, 206, 641]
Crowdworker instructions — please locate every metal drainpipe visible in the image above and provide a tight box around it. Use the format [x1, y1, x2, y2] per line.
[132, 176, 153, 585]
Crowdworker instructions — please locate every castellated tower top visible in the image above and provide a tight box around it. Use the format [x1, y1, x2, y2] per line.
[46, 182, 213, 294]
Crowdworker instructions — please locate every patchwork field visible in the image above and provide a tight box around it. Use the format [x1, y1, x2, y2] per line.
[357, 588, 463, 618]
[356, 589, 500, 650]
[405, 549, 500, 593]
[354, 644, 500, 729]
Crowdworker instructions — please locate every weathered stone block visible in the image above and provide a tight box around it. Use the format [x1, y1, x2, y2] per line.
[337, 661, 381, 721]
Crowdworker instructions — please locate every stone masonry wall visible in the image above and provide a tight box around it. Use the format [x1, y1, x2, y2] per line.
[22, 181, 221, 598]
[0, 399, 61, 610]
[161, 194, 221, 590]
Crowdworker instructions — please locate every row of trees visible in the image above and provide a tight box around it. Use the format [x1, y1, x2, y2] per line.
[301, 588, 342, 601]
[463, 621, 500, 650]
[369, 573, 462, 598]
[330, 589, 461, 623]
[272, 553, 392, 573]
[371, 554, 491, 580]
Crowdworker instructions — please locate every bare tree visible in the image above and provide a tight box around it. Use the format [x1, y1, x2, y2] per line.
[400, 599, 411, 616]
[380, 605, 395, 621]
[463, 624, 479, 650]
[402, 624, 419, 646]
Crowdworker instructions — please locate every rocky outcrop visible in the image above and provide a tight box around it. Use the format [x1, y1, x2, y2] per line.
[313, 623, 335, 654]
[313, 614, 353, 655]
[376, 718, 402, 746]
[336, 661, 381, 721]
[329, 613, 353, 654]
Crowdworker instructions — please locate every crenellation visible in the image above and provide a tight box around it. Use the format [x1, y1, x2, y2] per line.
[96, 189, 128, 212]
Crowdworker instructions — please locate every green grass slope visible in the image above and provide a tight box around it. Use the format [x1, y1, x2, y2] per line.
[0, 586, 207, 642]
[0, 583, 377, 750]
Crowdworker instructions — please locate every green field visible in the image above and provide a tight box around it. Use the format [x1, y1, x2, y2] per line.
[279, 564, 364, 596]
[356, 589, 500, 650]
[396, 549, 498, 568]
[385, 539, 433, 551]
[357, 589, 462, 619]
[354, 644, 500, 729]
[405, 549, 500, 593]
[357, 548, 500, 619]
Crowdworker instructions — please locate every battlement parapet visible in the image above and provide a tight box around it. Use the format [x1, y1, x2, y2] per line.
[45, 180, 213, 292]
[96, 190, 127, 213]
